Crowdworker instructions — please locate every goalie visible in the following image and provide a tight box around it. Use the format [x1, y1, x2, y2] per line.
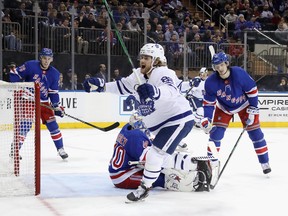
[109, 112, 213, 193]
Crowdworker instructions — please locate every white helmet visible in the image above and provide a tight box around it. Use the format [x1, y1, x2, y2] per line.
[140, 43, 165, 64]
[199, 67, 208, 75]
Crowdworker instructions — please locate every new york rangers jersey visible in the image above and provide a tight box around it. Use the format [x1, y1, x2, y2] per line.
[109, 123, 152, 185]
[105, 67, 194, 133]
[9, 60, 61, 105]
[203, 66, 258, 120]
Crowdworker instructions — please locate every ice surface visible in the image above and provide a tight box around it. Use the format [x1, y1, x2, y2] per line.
[0, 127, 286, 216]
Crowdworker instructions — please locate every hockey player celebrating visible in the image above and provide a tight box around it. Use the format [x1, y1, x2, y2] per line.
[83, 43, 195, 202]
[9, 48, 68, 160]
[109, 112, 212, 193]
[200, 51, 271, 175]
[186, 67, 209, 128]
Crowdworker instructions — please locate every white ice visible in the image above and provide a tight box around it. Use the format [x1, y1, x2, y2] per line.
[0, 127, 287, 216]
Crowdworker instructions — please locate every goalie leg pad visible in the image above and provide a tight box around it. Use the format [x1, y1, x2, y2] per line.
[163, 168, 196, 192]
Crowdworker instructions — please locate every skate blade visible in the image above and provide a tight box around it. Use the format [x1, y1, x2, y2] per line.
[125, 199, 146, 204]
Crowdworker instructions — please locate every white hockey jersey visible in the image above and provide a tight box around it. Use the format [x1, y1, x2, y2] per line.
[105, 67, 194, 134]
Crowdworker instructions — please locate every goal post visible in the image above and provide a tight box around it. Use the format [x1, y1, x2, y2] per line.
[0, 81, 41, 196]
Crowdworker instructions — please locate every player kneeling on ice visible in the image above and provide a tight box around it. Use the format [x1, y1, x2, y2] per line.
[109, 112, 213, 194]
[83, 43, 195, 202]
[201, 51, 271, 177]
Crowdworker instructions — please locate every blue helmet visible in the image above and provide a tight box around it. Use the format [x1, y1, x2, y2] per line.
[39, 48, 53, 58]
[212, 51, 229, 66]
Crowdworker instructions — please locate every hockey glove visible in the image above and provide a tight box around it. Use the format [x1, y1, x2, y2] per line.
[125, 95, 140, 108]
[200, 118, 215, 134]
[189, 77, 201, 88]
[52, 104, 65, 118]
[83, 77, 105, 93]
[246, 106, 259, 126]
[137, 83, 160, 102]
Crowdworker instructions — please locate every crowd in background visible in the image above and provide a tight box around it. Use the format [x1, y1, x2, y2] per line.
[2, 0, 288, 91]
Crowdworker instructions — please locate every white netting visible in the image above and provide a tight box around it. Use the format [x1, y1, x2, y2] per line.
[0, 81, 39, 196]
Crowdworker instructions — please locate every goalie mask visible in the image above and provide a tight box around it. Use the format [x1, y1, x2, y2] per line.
[129, 112, 145, 130]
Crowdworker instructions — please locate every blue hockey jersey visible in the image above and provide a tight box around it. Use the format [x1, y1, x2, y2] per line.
[109, 123, 152, 184]
[203, 66, 258, 120]
[10, 60, 61, 105]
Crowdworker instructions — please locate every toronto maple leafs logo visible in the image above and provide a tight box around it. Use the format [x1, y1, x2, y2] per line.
[138, 100, 155, 116]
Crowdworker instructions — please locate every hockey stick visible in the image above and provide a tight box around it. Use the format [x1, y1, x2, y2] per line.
[210, 125, 248, 189]
[40, 103, 119, 132]
[209, 45, 215, 59]
[102, 0, 141, 84]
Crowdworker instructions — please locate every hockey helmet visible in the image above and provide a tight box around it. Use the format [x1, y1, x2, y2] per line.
[140, 43, 166, 63]
[212, 51, 229, 66]
[199, 67, 208, 75]
[39, 48, 53, 58]
[129, 112, 145, 130]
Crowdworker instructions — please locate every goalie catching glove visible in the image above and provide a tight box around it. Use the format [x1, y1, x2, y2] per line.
[83, 77, 105, 93]
[245, 106, 259, 126]
[51, 103, 65, 118]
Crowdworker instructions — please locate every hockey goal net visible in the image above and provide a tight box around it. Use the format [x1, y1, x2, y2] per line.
[0, 81, 40, 196]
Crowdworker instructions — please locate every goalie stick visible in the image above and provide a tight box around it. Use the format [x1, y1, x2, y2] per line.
[40, 103, 119, 132]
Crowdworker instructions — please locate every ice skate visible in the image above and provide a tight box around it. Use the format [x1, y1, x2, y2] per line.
[126, 182, 150, 203]
[261, 163, 271, 174]
[58, 148, 68, 159]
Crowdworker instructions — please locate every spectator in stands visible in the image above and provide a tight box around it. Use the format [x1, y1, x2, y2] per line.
[111, 68, 122, 81]
[259, 4, 274, 23]
[113, 5, 130, 24]
[126, 17, 142, 32]
[146, 23, 158, 43]
[96, 9, 108, 27]
[224, 8, 238, 37]
[164, 23, 179, 42]
[57, 2, 68, 21]
[118, 17, 128, 30]
[200, 19, 214, 34]
[76, 11, 89, 28]
[96, 26, 116, 53]
[47, 9, 61, 27]
[13, 2, 30, 23]
[59, 73, 67, 90]
[73, 19, 89, 55]
[95, 64, 108, 82]
[245, 15, 262, 30]
[276, 77, 288, 91]
[191, 12, 203, 26]
[86, 13, 105, 29]
[191, 33, 205, 67]
[202, 30, 213, 42]
[275, 21, 288, 43]
[166, 33, 181, 68]
[4, 28, 22, 51]
[234, 14, 247, 40]
[67, 73, 83, 90]
[186, 24, 200, 42]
